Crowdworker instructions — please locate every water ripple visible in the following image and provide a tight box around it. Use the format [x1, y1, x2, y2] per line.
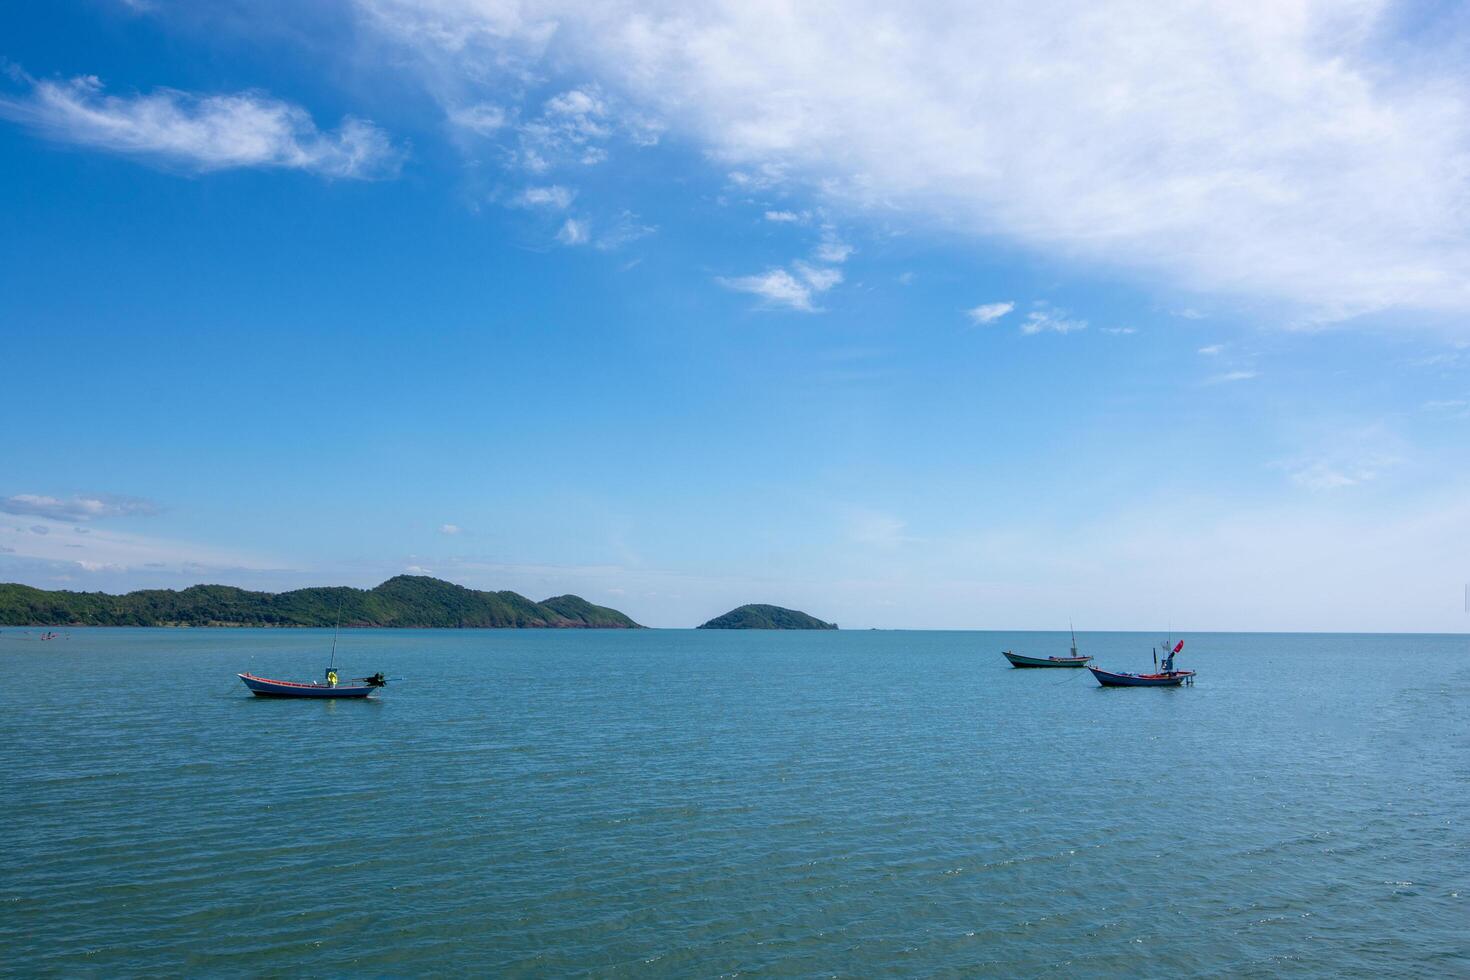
[2, 628, 1467, 975]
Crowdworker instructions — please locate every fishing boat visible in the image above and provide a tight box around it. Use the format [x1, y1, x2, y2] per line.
[1002, 650, 1092, 668]
[237, 607, 388, 698]
[1002, 624, 1092, 667]
[1089, 640, 1195, 687]
[238, 670, 386, 698]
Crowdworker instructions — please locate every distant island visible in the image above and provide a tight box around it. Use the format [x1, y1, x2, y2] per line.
[697, 604, 837, 630]
[0, 575, 642, 629]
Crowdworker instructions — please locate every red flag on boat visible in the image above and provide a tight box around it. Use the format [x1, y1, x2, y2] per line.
[1173, 640, 1184, 654]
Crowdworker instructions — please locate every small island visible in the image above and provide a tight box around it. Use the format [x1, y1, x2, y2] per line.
[697, 604, 837, 630]
[0, 575, 642, 629]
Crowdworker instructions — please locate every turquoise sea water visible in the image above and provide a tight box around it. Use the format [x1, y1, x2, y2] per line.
[2, 628, 1466, 976]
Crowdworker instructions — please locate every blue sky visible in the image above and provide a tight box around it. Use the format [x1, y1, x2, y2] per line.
[2, 0, 1468, 630]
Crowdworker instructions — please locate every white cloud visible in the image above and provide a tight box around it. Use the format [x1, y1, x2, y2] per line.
[718, 268, 815, 311]
[1102, 326, 1137, 335]
[844, 507, 912, 549]
[793, 261, 842, 292]
[1, 75, 402, 178]
[1021, 309, 1086, 334]
[512, 86, 617, 171]
[448, 101, 507, 134]
[352, 1, 1470, 321]
[1208, 369, 1260, 384]
[764, 209, 799, 222]
[1286, 457, 1392, 491]
[403, 564, 434, 575]
[0, 515, 275, 573]
[516, 184, 575, 208]
[966, 301, 1014, 325]
[545, 88, 606, 126]
[815, 238, 853, 263]
[556, 217, 590, 244]
[1422, 398, 1469, 417]
[593, 209, 655, 250]
[718, 258, 844, 312]
[1198, 344, 1224, 355]
[439, 523, 462, 535]
[0, 493, 157, 521]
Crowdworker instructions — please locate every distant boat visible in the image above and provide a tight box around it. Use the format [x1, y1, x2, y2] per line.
[238, 671, 386, 698]
[1089, 640, 1195, 687]
[1002, 623, 1092, 667]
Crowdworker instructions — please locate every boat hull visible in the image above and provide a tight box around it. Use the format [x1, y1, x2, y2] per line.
[1002, 650, 1092, 668]
[1088, 666, 1195, 687]
[238, 673, 376, 698]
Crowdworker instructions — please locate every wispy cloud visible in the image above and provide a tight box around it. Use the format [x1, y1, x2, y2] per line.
[593, 209, 655, 250]
[764, 209, 799, 222]
[1285, 456, 1395, 491]
[556, 217, 590, 245]
[1422, 398, 1470, 418]
[439, 523, 462, 535]
[0, 74, 402, 178]
[718, 260, 843, 312]
[513, 86, 617, 171]
[1021, 308, 1086, 335]
[0, 515, 276, 576]
[815, 237, 853, 263]
[1102, 326, 1137, 335]
[447, 101, 507, 135]
[966, 301, 1014, 325]
[843, 507, 913, 548]
[1207, 369, 1260, 384]
[0, 493, 157, 522]
[1274, 423, 1404, 491]
[1198, 344, 1224, 356]
[515, 184, 575, 209]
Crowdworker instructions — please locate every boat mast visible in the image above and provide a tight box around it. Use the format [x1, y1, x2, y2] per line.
[1070, 620, 1078, 659]
[329, 594, 342, 671]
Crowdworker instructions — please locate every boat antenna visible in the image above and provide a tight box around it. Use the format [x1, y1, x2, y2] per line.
[1070, 620, 1078, 658]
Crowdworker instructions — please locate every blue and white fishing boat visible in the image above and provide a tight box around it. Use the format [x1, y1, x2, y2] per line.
[1089, 640, 1195, 687]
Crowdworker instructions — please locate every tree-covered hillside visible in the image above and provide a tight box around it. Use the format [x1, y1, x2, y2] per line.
[0, 575, 642, 628]
[697, 604, 837, 630]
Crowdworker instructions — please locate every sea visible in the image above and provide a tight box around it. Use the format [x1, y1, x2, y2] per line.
[2, 628, 1466, 976]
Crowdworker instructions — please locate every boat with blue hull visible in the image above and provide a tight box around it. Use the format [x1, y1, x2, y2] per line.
[1088, 666, 1194, 687]
[1089, 640, 1196, 687]
[238, 607, 388, 698]
[238, 671, 386, 698]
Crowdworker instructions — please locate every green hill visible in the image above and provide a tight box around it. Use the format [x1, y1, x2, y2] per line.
[697, 604, 837, 630]
[0, 575, 642, 628]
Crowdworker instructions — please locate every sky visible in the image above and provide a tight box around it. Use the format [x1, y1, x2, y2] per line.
[1, 0, 1468, 631]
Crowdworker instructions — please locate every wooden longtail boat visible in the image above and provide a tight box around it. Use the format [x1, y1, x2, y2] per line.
[1089, 640, 1195, 687]
[1002, 650, 1092, 668]
[1002, 623, 1092, 667]
[238, 606, 388, 698]
[238, 671, 386, 698]
[1087, 666, 1195, 687]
